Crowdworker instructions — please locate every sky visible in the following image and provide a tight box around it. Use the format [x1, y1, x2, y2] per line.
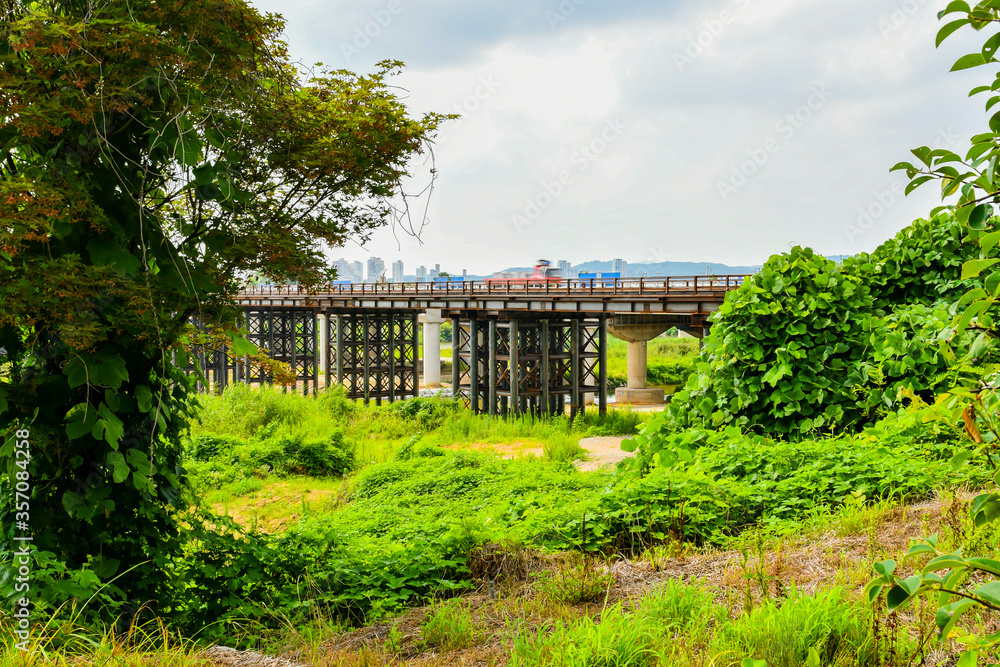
[247, 0, 992, 276]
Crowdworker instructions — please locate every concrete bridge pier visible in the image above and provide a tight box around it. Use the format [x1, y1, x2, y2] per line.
[608, 317, 670, 405]
[418, 308, 446, 388]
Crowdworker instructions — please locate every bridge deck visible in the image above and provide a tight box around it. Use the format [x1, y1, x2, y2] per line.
[237, 275, 748, 316]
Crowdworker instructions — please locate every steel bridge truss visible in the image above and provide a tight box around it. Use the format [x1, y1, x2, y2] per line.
[452, 316, 607, 417]
[186, 309, 605, 417]
[326, 311, 419, 404]
[182, 308, 320, 395]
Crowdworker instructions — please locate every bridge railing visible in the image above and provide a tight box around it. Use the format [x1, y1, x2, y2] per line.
[241, 274, 750, 298]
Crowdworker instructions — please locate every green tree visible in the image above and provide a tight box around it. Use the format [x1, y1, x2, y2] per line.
[863, 4, 1000, 664]
[0, 0, 445, 616]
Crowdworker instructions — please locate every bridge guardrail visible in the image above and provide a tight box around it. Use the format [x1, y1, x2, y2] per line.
[241, 275, 750, 299]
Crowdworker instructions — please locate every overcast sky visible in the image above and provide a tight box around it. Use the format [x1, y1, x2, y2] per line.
[247, 0, 991, 275]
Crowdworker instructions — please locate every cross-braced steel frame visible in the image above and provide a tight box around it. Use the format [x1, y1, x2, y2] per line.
[327, 311, 418, 405]
[182, 308, 320, 394]
[452, 315, 607, 417]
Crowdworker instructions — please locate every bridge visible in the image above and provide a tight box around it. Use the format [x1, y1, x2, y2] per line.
[192, 275, 748, 417]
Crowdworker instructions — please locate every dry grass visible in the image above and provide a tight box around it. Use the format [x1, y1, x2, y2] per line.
[136, 491, 986, 667]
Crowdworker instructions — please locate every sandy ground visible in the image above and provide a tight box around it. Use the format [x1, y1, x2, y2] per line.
[574, 436, 635, 471]
[447, 436, 635, 472]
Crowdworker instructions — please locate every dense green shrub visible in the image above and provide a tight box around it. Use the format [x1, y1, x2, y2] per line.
[388, 395, 461, 430]
[647, 357, 695, 386]
[185, 429, 354, 480]
[845, 210, 981, 311]
[187, 433, 247, 462]
[167, 415, 979, 637]
[663, 247, 880, 438]
[658, 241, 975, 440]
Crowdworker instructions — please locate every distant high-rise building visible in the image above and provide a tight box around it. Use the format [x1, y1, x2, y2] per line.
[391, 260, 404, 283]
[415, 265, 427, 282]
[434, 263, 441, 274]
[611, 259, 628, 277]
[333, 258, 351, 281]
[334, 258, 365, 282]
[367, 257, 385, 282]
[557, 260, 572, 277]
[462, 269, 467, 279]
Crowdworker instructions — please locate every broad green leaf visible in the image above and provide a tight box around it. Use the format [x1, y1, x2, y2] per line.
[938, 1, 971, 19]
[925, 553, 969, 573]
[94, 351, 129, 389]
[132, 472, 155, 494]
[106, 451, 128, 483]
[887, 576, 921, 611]
[874, 560, 896, 577]
[970, 203, 991, 230]
[940, 19, 972, 46]
[230, 334, 258, 356]
[962, 258, 999, 279]
[937, 599, 979, 639]
[966, 556, 1000, 576]
[64, 356, 91, 388]
[953, 53, 988, 71]
[906, 542, 938, 557]
[985, 32, 1000, 60]
[975, 581, 1000, 606]
[906, 175, 935, 195]
[135, 385, 153, 413]
[950, 450, 974, 471]
[96, 402, 124, 448]
[192, 163, 217, 186]
[65, 405, 98, 440]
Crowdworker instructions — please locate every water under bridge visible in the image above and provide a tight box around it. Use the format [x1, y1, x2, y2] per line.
[192, 275, 748, 416]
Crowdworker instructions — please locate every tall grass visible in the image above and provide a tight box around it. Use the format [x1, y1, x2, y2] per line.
[0, 615, 207, 667]
[190, 386, 643, 469]
[707, 588, 883, 667]
[510, 603, 665, 667]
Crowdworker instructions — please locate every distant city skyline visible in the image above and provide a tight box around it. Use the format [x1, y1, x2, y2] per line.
[330, 254, 759, 282]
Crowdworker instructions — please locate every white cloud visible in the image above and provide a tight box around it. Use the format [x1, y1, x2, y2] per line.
[248, 0, 994, 274]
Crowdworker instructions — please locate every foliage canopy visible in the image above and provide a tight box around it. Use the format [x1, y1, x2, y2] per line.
[0, 0, 444, 616]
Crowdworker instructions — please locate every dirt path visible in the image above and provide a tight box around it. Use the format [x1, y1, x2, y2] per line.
[575, 436, 635, 471]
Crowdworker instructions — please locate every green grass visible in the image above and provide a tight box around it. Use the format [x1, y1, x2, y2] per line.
[184, 386, 644, 531]
[420, 598, 478, 651]
[510, 584, 890, 667]
[190, 385, 643, 471]
[606, 333, 699, 388]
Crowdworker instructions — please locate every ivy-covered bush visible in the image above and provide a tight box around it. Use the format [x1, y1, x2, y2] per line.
[845, 211, 983, 311]
[654, 229, 979, 441]
[664, 247, 881, 438]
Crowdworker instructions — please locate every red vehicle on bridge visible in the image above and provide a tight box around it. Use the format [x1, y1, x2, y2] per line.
[486, 260, 564, 284]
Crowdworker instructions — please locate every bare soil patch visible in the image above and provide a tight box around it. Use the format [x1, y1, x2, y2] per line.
[575, 436, 635, 471]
